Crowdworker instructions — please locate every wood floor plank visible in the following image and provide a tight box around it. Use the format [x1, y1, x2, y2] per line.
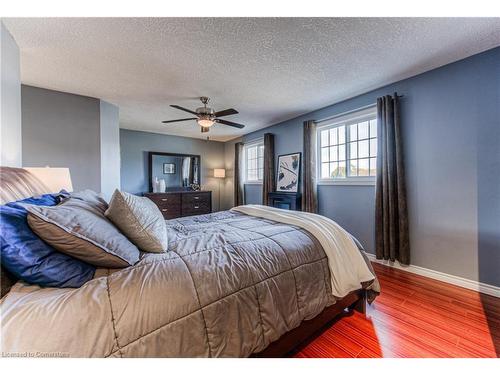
[293, 262, 499, 358]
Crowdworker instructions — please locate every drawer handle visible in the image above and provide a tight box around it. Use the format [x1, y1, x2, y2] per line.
[161, 198, 168, 201]
[194, 196, 200, 200]
[194, 205, 199, 209]
[161, 209, 168, 212]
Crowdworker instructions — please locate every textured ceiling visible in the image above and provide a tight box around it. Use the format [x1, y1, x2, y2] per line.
[3, 18, 500, 141]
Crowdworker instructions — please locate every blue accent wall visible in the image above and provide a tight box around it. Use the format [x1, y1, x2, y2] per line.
[120, 129, 226, 210]
[243, 47, 500, 286]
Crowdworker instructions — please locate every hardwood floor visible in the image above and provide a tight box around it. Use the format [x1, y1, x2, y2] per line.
[293, 262, 499, 358]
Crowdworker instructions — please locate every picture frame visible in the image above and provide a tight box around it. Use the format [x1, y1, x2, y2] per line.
[276, 152, 301, 192]
[163, 163, 176, 174]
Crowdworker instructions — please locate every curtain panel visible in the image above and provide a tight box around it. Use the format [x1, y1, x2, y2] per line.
[303, 120, 318, 213]
[375, 94, 410, 265]
[234, 142, 245, 206]
[262, 133, 275, 205]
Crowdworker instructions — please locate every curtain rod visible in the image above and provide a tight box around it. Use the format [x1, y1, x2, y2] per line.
[315, 92, 404, 124]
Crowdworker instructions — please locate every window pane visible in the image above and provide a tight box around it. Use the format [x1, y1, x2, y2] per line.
[250, 159, 257, 170]
[258, 168, 263, 180]
[338, 126, 345, 144]
[369, 138, 377, 157]
[338, 161, 346, 178]
[329, 128, 338, 145]
[258, 145, 264, 157]
[369, 119, 377, 138]
[349, 160, 358, 176]
[369, 157, 377, 176]
[330, 162, 338, 178]
[321, 147, 329, 163]
[358, 158, 369, 176]
[248, 170, 257, 181]
[252, 146, 258, 159]
[321, 130, 329, 147]
[338, 144, 346, 161]
[330, 146, 338, 162]
[349, 124, 357, 141]
[321, 163, 329, 179]
[349, 141, 357, 159]
[359, 139, 369, 158]
[358, 121, 369, 140]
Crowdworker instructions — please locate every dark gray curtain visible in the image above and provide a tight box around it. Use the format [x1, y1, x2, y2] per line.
[303, 120, 318, 213]
[234, 142, 245, 206]
[375, 94, 410, 265]
[262, 133, 275, 205]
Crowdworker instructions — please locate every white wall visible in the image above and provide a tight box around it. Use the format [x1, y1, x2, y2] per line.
[99, 100, 121, 201]
[0, 22, 22, 167]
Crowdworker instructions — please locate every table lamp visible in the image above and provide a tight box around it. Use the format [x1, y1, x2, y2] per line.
[24, 167, 74, 193]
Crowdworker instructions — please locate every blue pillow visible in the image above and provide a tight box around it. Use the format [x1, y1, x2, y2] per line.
[1, 193, 95, 288]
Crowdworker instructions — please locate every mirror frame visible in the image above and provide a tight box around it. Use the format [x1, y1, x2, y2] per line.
[148, 151, 201, 192]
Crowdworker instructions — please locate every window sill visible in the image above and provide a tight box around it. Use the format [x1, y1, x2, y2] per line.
[244, 181, 263, 185]
[317, 178, 375, 186]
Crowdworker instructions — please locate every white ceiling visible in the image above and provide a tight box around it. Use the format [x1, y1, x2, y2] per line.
[3, 18, 500, 141]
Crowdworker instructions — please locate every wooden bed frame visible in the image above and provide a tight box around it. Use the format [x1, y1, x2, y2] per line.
[254, 289, 367, 357]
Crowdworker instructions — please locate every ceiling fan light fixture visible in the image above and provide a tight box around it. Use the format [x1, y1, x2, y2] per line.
[197, 116, 215, 128]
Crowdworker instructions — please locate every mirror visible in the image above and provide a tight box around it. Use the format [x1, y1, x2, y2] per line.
[148, 152, 200, 192]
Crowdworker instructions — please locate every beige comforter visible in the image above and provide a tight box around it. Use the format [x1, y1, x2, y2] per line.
[1, 208, 378, 357]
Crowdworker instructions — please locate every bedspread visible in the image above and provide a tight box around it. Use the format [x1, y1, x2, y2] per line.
[1, 210, 377, 357]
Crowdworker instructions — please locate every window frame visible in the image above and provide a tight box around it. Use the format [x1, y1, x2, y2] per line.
[316, 106, 377, 186]
[243, 139, 265, 184]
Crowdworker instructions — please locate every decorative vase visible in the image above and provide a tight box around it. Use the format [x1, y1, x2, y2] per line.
[159, 179, 166, 193]
[152, 177, 159, 192]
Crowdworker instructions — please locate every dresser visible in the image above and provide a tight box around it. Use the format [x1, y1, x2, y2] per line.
[144, 191, 212, 219]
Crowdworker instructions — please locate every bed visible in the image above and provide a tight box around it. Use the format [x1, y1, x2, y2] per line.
[0, 167, 379, 357]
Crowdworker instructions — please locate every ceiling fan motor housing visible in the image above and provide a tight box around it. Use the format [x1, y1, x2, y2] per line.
[196, 107, 215, 116]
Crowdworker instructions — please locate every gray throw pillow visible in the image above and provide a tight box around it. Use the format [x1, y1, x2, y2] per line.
[105, 190, 168, 253]
[70, 189, 109, 212]
[26, 192, 140, 268]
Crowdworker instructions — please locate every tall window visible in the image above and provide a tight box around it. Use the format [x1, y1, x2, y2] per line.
[244, 141, 264, 183]
[317, 107, 377, 184]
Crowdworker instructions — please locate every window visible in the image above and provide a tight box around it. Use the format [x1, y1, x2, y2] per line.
[317, 107, 377, 184]
[244, 141, 264, 183]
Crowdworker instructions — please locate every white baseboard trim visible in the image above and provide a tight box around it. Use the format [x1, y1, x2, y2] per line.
[365, 253, 500, 298]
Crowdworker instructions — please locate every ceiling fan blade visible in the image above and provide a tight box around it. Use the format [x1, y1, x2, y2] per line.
[214, 108, 238, 117]
[162, 118, 197, 124]
[216, 119, 245, 129]
[170, 105, 198, 115]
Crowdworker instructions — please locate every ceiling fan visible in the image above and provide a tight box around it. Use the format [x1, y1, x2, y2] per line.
[162, 96, 245, 133]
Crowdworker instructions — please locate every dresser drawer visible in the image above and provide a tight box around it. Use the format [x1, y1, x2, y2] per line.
[146, 193, 181, 208]
[181, 192, 211, 205]
[158, 206, 181, 220]
[181, 202, 211, 217]
[144, 193, 181, 219]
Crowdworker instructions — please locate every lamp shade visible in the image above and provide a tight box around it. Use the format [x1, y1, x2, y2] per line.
[24, 167, 74, 193]
[214, 168, 226, 178]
